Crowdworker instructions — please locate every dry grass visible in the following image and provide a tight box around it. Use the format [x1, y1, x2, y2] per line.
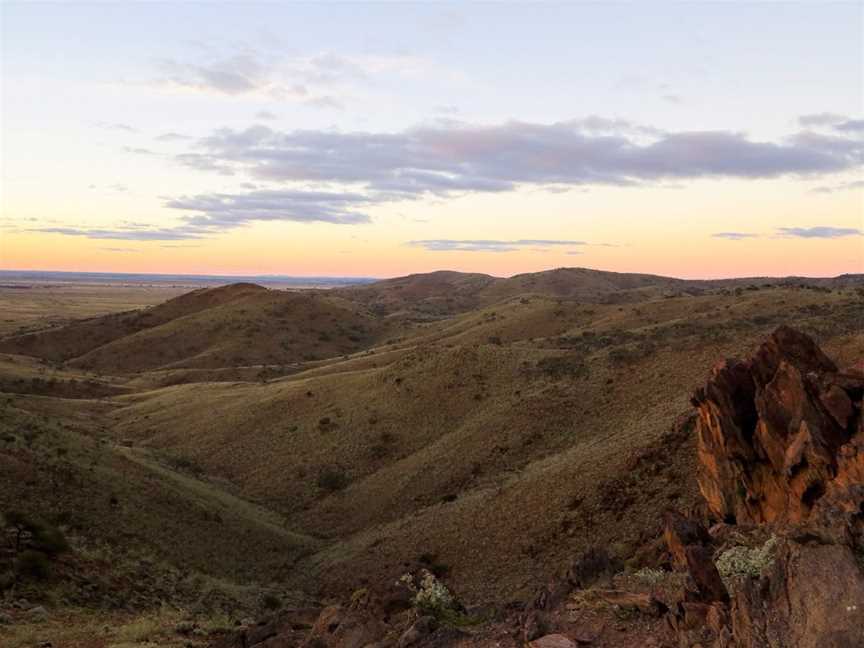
[0, 273, 861, 616]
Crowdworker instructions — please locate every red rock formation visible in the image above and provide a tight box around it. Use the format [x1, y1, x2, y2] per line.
[668, 327, 864, 647]
[692, 326, 863, 525]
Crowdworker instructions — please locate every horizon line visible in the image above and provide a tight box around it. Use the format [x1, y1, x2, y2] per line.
[1, 267, 861, 284]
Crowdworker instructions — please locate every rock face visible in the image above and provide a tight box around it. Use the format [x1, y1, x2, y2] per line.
[692, 325, 864, 526]
[669, 327, 864, 648]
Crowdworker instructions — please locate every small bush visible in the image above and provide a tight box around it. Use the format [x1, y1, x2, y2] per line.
[370, 443, 388, 459]
[535, 356, 589, 380]
[15, 550, 51, 580]
[400, 569, 456, 618]
[715, 535, 778, 588]
[3, 510, 69, 556]
[261, 593, 281, 610]
[316, 466, 349, 492]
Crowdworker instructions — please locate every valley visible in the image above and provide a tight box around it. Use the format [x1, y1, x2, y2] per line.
[0, 268, 862, 647]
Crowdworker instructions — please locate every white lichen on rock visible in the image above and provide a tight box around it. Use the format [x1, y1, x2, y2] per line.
[715, 535, 778, 588]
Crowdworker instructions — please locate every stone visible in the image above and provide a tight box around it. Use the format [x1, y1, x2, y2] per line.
[664, 511, 712, 568]
[304, 604, 386, 648]
[528, 634, 578, 648]
[396, 615, 436, 648]
[27, 606, 49, 621]
[728, 539, 864, 648]
[691, 327, 863, 525]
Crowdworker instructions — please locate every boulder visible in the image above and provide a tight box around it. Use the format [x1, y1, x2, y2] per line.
[727, 538, 864, 648]
[303, 605, 386, 648]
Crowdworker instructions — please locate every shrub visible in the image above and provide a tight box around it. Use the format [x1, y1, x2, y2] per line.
[261, 593, 281, 610]
[400, 569, 456, 618]
[316, 466, 349, 492]
[3, 510, 69, 556]
[535, 356, 588, 380]
[715, 535, 778, 588]
[15, 550, 51, 580]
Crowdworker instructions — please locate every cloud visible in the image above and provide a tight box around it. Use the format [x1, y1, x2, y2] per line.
[811, 179, 864, 193]
[124, 115, 861, 239]
[157, 52, 280, 96]
[47, 114, 863, 242]
[406, 239, 587, 252]
[712, 232, 760, 240]
[836, 119, 864, 133]
[156, 132, 192, 141]
[798, 113, 864, 133]
[95, 122, 137, 132]
[776, 226, 862, 238]
[99, 247, 141, 253]
[434, 105, 460, 115]
[34, 226, 208, 241]
[35, 187, 372, 241]
[123, 146, 156, 155]
[661, 94, 683, 104]
[151, 49, 422, 108]
[165, 189, 372, 226]
[798, 113, 848, 127]
[255, 110, 279, 120]
[177, 118, 863, 200]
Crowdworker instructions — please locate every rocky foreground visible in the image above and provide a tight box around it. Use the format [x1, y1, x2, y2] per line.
[210, 326, 864, 648]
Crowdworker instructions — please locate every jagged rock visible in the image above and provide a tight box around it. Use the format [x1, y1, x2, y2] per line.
[669, 328, 864, 648]
[664, 512, 728, 603]
[692, 326, 864, 525]
[664, 511, 712, 567]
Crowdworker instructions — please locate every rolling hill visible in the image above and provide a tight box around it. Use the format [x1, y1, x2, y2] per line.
[0, 267, 862, 646]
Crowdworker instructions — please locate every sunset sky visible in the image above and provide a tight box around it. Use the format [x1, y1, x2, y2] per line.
[1, 2, 862, 279]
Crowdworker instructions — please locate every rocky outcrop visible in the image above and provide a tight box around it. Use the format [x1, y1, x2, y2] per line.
[668, 327, 864, 647]
[692, 326, 863, 526]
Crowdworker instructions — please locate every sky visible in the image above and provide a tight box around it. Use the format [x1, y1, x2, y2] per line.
[1, 1, 862, 279]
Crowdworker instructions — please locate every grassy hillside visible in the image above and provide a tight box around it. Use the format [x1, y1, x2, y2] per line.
[0, 285, 390, 374]
[103, 282, 864, 601]
[0, 269, 861, 645]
